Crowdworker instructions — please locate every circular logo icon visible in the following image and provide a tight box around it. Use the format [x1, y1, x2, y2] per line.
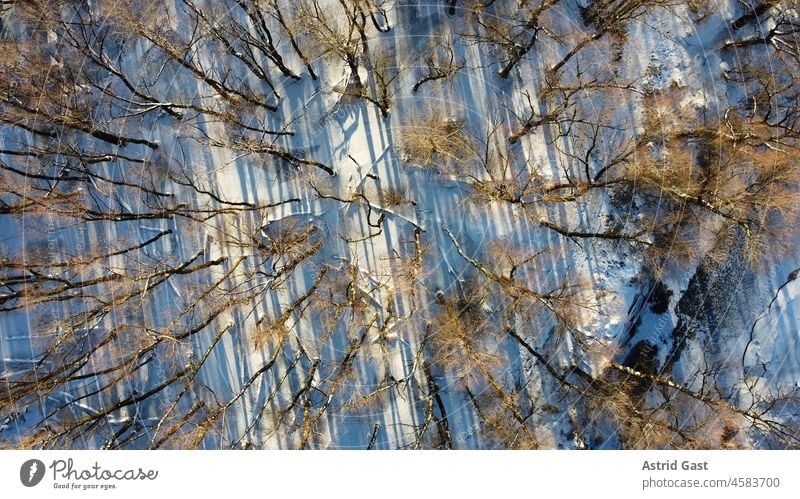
[20, 459, 45, 487]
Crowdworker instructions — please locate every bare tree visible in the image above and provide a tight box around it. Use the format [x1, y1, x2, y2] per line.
[412, 39, 464, 92]
[461, 0, 561, 78]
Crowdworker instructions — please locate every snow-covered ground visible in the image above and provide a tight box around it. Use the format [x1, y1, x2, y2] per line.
[0, 0, 798, 449]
